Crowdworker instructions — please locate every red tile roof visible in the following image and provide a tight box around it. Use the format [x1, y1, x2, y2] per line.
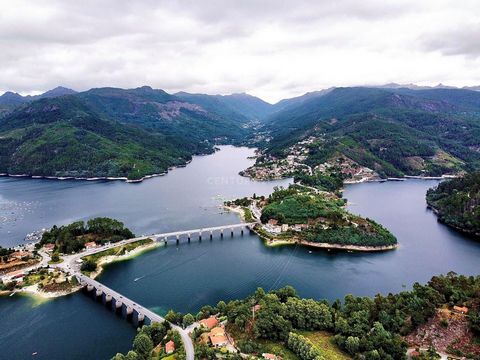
[199, 316, 218, 329]
[165, 340, 175, 354]
[85, 241, 97, 249]
[453, 306, 469, 314]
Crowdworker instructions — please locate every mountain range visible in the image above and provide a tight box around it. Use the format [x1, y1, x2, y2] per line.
[0, 84, 479, 180]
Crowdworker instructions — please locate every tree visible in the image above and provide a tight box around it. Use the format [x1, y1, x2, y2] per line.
[125, 351, 139, 360]
[132, 333, 153, 360]
[183, 313, 195, 328]
[469, 308, 480, 334]
[111, 354, 126, 360]
[345, 336, 360, 355]
[80, 259, 97, 272]
[51, 253, 60, 262]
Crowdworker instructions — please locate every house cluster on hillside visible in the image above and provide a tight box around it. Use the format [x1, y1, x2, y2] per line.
[199, 316, 233, 349]
[0, 247, 37, 278]
[263, 219, 310, 234]
[241, 134, 378, 184]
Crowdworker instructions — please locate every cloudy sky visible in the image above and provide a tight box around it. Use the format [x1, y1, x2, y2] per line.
[0, 0, 479, 102]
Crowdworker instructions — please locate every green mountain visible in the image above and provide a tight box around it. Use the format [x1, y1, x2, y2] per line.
[426, 172, 480, 237]
[78, 86, 249, 144]
[0, 86, 255, 179]
[0, 96, 193, 180]
[175, 91, 274, 122]
[262, 87, 480, 177]
[212, 92, 274, 121]
[0, 87, 77, 117]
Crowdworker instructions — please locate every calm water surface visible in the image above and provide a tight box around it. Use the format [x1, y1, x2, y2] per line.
[0, 146, 479, 360]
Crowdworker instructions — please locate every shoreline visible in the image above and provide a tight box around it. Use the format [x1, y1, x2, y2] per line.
[241, 171, 456, 184]
[0, 146, 224, 184]
[87, 240, 162, 280]
[0, 172, 169, 184]
[261, 236, 398, 252]
[426, 203, 480, 239]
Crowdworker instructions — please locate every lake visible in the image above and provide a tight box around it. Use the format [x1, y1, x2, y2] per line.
[0, 146, 479, 360]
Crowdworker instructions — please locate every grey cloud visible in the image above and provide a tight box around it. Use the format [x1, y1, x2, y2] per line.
[421, 24, 480, 58]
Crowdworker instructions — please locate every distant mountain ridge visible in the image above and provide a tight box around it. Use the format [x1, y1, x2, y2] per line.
[1, 83, 480, 180]
[0, 86, 262, 180]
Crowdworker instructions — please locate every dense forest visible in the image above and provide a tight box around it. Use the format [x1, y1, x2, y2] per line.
[426, 172, 480, 237]
[260, 186, 397, 247]
[164, 273, 480, 360]
[38, 217, 134, 254]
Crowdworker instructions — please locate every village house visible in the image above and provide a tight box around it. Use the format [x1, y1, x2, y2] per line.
[409, 350, 420, 358]
[208, 326, 228, 348]
[44, 243, 55, 252]
[268, 219, 278, 226]
[165, 340, 175, 354]
[199, 315, 219, 330]
[10, 251, 31, 261]
[84, 242, 97, 250]
[453, 305, 469, 314]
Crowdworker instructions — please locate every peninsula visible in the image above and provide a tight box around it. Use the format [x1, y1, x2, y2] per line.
[225, 184, 398, 251]
[426, 171, 480, 238]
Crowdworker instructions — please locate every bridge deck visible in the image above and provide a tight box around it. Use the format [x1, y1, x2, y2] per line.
[71, 222, 255, 360]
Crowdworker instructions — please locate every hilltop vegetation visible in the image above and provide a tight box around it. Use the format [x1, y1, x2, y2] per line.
[427, 172, 480, 237]
[38, 217, 134, 254]
[259, 186, 397, 248]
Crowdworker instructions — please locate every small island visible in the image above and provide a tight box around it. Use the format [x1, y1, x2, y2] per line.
[225, 185, 398, 251]
[426, 171, 480, 238]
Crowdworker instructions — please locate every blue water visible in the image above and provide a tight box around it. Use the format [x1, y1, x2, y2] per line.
[0, 146, 479, 360]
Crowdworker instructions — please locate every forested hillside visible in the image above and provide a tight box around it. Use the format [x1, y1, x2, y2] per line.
[0, 86, 259, 179]
[2, 85, 480, 180]
[260, 87, 480, 177]
[427, 172, 480, 237]
[0, 96, 193, 180]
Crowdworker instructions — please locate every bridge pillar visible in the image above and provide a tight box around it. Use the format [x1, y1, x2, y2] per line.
[220, 229, 224, 238]
[87, 284, 94, 292]
[241, 228, 244, 236]
[126, 306, 133, 320]
[176, 235, 179, 244]
[188, 233, 191, 242]
[96, 289, 103, 301]
[137, 313, 145, 324]
[115, 301, 123, 314]
[210, 231, 213, 240]
[164, 237, 167, 245]
[231, 228, 234, 237]
[105, 294, 112, 304]
[199, 232, 202, 241]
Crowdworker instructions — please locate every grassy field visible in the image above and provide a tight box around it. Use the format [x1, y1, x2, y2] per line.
[226, 325, 299, 360]
[300, 331, 352, 360]
[258, 340, 299, 360]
